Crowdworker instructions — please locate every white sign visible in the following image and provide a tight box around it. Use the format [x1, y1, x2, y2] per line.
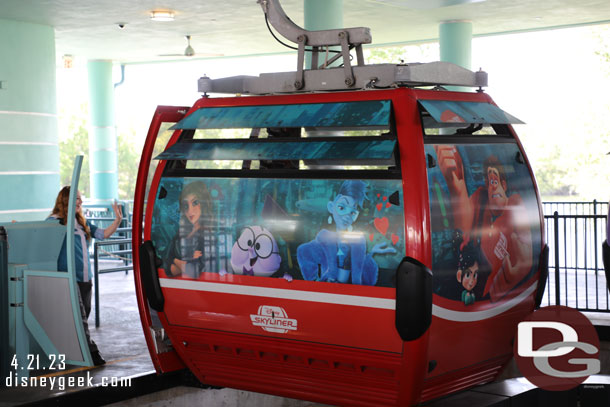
[250, 305, 298, 334]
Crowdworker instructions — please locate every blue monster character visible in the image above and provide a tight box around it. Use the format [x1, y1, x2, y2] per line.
[297, 180, 396, 285]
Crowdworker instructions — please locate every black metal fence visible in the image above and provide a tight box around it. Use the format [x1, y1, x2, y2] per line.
[541, 200, 609, 312]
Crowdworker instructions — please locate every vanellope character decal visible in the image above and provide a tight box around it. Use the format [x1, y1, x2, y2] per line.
[456, 240, 480, 305]
[296, 180, 396, 285]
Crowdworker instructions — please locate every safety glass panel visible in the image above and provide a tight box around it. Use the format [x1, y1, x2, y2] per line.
[170, 100, 391, 130]
[150, 177, 405, 288]
[425, 143, 542, 306]
[419, 100, 523, 126]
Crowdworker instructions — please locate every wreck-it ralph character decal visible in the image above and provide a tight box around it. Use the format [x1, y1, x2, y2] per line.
[150, 177, 405, 287]
[425, 144, 541, 306]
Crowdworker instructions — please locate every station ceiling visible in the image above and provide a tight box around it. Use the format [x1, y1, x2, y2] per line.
[1, 0, 610, 64]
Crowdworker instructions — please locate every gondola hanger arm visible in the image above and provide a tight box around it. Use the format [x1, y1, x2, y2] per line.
[257, 0, 372, 48]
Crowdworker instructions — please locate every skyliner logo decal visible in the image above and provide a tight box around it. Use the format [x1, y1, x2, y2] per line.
[250, 305, 297, 333]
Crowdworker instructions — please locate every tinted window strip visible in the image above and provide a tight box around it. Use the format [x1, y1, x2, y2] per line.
[161, 169, 403, 180]
[423, 135, 515, 144]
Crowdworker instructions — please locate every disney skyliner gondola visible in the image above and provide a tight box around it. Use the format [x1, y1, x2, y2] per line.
[133, 1, 548, 405]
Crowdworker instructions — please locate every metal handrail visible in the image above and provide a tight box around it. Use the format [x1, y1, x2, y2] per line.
[96, 238, 132, 246]
[97, 266, 132, 274]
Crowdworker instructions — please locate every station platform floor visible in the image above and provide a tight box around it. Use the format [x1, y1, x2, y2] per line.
[1, 264, 610, 406]
[1, 268, 155, 407]
[0, 265, 325, 407]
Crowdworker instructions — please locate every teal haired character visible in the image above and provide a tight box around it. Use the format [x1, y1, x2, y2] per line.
[297, 180, 395, 285]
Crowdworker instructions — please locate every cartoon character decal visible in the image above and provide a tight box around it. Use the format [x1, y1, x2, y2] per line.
[150, 177, 405, 287]
[231, 226, 282, 277]
[456, 241, 479, 305]
[426, 143, 542, 306]
[163, 181, 214, 279]
[296, 180, 396, 285]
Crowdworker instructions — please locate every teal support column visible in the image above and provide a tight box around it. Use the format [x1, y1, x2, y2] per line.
[439, 21, 472, 92]
[439, 20, 472, 70]
[0, 19, 60, 222]
[304, 0, 343, 69]
[87, 60, 118, 202]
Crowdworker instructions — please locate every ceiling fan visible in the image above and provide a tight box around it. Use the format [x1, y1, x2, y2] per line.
[158, 35, 223, 58]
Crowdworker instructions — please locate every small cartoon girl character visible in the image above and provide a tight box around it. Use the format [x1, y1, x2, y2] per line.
[165, 181, 213, 278]
[457, 241, 480, 305]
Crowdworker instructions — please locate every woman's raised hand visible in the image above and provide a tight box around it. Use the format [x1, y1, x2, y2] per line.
[112, 201, 124, 222]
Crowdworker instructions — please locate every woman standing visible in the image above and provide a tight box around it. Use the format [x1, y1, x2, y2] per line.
[47, 186, 123, 366]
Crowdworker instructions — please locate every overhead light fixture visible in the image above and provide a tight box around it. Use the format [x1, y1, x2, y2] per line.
[150, 10, 175, 22]
[63, 54, 74, 69]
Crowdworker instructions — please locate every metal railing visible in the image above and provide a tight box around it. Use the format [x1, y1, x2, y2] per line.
[541, 200, 609, 312]
[542, 200, 609, 217]
[93, 232, 133, 328]
[85, 203, 134, 328]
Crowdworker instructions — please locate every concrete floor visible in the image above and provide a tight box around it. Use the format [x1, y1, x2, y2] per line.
[90, 269, 154, 375]
[0, 266, 322, 407]
[2, 264, 610, 406]
[0, 269, 154, 407]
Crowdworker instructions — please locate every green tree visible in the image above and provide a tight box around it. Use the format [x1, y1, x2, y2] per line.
[531, 145, 574, 197]
[595, 25, 610, 74]
[58, 103, 90, 196]
[117, 128, 140, 200]
[365, 43, 437, 65]
[59, 102, 141, 201]
[529, 25, 610, 200]
[366, 46, 411, 64]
